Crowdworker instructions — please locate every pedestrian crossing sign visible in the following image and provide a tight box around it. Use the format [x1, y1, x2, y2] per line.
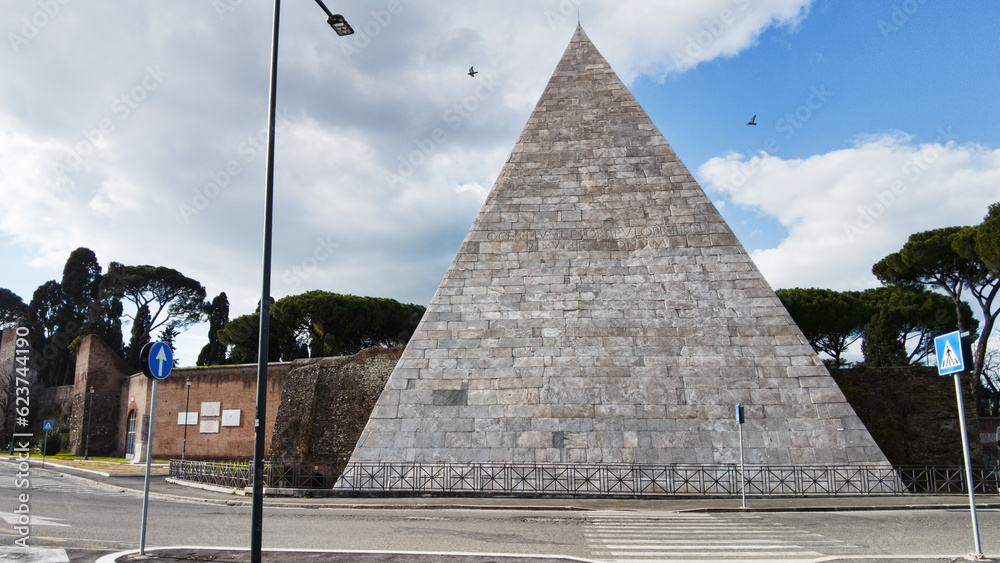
[934, 330, 965, 376]
[43, 420, 53, 430]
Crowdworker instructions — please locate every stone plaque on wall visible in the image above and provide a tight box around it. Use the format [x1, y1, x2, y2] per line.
[221, 409, 240, 427]
[177, 412, 198, 425]
[200, 420, 219, 434]
[200, 401, 221, 417]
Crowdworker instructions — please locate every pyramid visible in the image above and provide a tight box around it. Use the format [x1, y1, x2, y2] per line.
[337, 27, 888, 493]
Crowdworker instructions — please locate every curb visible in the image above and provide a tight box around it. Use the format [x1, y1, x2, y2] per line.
[0, 456, 169, 478]
[165, 476, 244, 496]
[684, 502, 1000, 513]
[95, 547, 606, 563]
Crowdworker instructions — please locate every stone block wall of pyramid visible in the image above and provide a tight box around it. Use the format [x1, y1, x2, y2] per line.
[334, 26, 890, 495]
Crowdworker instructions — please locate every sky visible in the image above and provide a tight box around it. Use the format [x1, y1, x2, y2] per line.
[1, 1, 998, 366]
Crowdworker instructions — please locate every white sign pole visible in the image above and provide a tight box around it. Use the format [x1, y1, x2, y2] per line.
[952, 371, 982, 556]
[738, 423, 746, 508]
[736, 404, 746, 508]
[139, 379, 158, 555]
[935, 331, 983, 558]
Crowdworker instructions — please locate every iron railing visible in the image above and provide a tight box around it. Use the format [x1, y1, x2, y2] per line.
[170, 460, 1000, 496]
[333, 462, 1000, 497]
[169, 459, 339, 490]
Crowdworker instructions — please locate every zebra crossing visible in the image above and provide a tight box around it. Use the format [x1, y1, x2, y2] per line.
[584, 511, 862, 562]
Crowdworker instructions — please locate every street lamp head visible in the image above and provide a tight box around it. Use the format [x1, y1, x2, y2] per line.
[326, 14, 354, 36]
[89, 386, 95, 394]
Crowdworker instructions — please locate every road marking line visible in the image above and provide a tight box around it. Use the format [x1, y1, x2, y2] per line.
[0, 547, 69, 563]
[0, 513, 70, 527]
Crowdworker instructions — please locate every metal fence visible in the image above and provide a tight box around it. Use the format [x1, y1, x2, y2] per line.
[170, 460, 1000, 496]
[169, 459, 339, 490]
[332, 462, 1000, 497]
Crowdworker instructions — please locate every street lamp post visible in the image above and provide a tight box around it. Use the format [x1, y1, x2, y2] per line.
[250, 3, 353, 562]
[84, 386, 95, 460]
[182, 378, 191, 462]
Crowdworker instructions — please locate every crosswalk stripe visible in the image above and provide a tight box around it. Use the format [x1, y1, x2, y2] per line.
[0, 547, 69, 562]
[584, 511, 855, 562]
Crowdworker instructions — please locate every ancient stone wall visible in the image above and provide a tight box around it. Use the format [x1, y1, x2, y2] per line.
[68, 335, 135, 455]
[832, 366, 983, 465]
[269, 347, 402, 475]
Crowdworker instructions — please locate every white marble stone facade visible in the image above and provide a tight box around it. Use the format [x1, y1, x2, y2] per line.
[339, 26, 888, 484]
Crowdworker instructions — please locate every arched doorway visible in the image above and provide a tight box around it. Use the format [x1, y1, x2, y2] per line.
[125, 410, 137, 460]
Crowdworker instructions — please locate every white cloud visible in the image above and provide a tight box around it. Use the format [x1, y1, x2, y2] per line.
[457, 182, 490, 201]
[699, 134, 1000, 291]
[0, 0, 829, 364]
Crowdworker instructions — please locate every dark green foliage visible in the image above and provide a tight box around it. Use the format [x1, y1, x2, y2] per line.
[125, 305, 152, 368]
[85, 261, 125, 356]
[219, 291, 425, 362]
[861, 306, 907, 367]
[157, 322, 181, 367]
[273, 291, 425, 357]
[197, 292, 230, 366]
[119, 265, 206, 368]
[0, 288, 26, 328]
[21, 248, 117, 386]
[979, 350, 999, 417]
[859, 286, 977, 365]
[26, 280, 68, 387]
[873, 214, 999, 404]
[976, 203, 1000, 275]
[775, 288, 869, 366]
[40, 431, 64, 456]
[217, 312, 267, 364]
[56, 248, 101, 334]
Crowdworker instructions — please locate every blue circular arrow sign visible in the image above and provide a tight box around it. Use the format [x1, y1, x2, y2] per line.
[140, 342, 173, 380]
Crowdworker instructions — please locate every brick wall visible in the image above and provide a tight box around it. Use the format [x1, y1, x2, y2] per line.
[122, 362, 292, 460]
[68, 335, 135, 455]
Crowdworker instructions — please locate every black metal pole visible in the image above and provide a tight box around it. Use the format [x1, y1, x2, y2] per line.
[312, 0, 335, 18]
[251, 1, 281, 561]
[182, 379, 191, 462]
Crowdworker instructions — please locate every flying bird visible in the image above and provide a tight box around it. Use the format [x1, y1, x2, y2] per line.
[747, 115, 757, 125]
[468, 66, 478, 77]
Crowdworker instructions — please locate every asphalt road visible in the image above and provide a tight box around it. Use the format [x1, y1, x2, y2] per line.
[0, 461, 997, 562]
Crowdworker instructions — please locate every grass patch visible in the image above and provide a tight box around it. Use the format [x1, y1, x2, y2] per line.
[41, 457, 170, 474]
[48, 453, 128, 463]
